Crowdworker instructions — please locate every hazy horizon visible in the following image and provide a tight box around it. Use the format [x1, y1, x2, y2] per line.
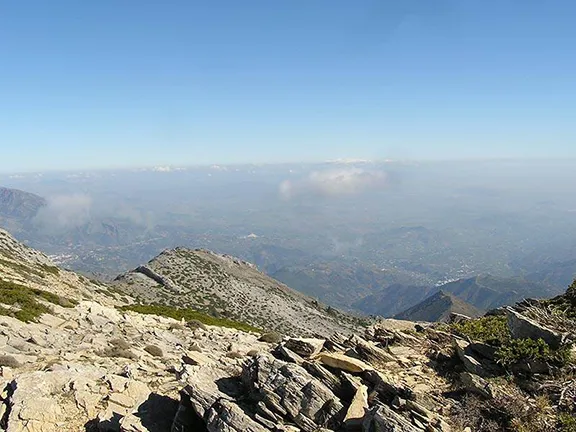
[4, 157, 576, 175]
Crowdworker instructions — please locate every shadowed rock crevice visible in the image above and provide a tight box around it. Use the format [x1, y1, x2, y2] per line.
[171, 392, 207, 432]
[0, 381, 15, 431]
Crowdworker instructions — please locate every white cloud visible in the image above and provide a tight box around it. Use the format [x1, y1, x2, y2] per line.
[34, 193, 92, 233]
[279, 167, 388, 200]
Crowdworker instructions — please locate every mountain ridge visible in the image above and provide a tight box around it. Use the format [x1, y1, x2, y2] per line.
[113, 246, 365, 336]
[394, 289, 482, 322]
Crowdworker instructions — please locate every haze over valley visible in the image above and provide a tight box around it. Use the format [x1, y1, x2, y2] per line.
[3, 158, 576, 317]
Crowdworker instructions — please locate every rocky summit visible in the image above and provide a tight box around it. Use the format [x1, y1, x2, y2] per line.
[2, 229, 576, 431]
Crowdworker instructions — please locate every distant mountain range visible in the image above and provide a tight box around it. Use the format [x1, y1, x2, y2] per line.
[0, 187, 46, 236]
[352, 274, 563, 319]
[0, 186, 46, 219]
[2, 181, 574, 322]
[394, 290, 482, 322]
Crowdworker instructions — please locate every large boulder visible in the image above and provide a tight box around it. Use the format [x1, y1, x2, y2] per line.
[284, 338, 325, 358]
[506, 308, 565, 349]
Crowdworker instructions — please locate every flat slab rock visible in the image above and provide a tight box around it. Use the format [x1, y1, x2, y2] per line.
[317, 353, 373, 373]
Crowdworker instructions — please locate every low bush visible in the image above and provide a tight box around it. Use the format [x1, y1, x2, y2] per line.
[258, 331, 283, 344]
[496, 337, 572, 368]
[0, 355, 21, 368]
[451, 315, 510, 344]
[559, 413, 576, 431]
[119, 304, 260, 333]
[144, 345, 164, 357]
[0, 279, 77, 322]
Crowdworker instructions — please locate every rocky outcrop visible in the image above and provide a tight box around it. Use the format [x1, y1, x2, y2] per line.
[284, 338, 325, 358]
[506, 307, 565, 349]
[131, 265, 182, 294]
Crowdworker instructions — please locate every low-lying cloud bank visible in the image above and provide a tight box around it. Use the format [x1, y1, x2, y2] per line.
[33, 193, 92, 233]
[279, 167, 389, 200]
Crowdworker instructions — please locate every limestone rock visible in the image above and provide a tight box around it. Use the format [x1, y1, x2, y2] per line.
[344, 384, 368, 429]
[363, 404, 420, 432]
[317, 353, 373, 373]
[242, 355, 344, 431]
[459, 372, 492, 398]
[453, 339, 488, 377]
[182, 351, 211, 366]
[205, 399, 269, 432]
[274, 344, 304, 364]
[507, 308, 564, 349]
[284, 338, 325, 358]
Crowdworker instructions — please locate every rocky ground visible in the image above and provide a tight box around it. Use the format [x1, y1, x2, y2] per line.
[2, 228, 576, 431]
[3, 292, 576, 432]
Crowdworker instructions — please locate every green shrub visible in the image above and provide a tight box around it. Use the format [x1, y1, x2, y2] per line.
[451, 316, 510, 344]
[0, 279, 76, 322]
[144, 345, 164, 357]
[495, 337, 572, 367]
[119, 304, 260, 333]
[40, 264, 60, 276]
[559, 413, 576, 432]
[258, 331, 283, 344]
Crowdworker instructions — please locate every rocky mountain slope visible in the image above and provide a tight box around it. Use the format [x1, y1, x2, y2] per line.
[438, 274, 561, 311]
[352, 283, 437, 317]
[0, 228, 123, 308]
[2, 229, 576, 430]
[0, 188, 46, 236]
[353, 275, 560, 318]
[0, 187, 45, 220]
[112, 248, 365, 337]
[394, 290, 482, 322]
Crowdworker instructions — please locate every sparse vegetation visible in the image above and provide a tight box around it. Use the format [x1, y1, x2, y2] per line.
[558, 413, 576, 431]
[451, 315, 510, 344]
[0, 355, 21, 368]
[495, 337, 572, 368]
[0, 278, 77, 322]
[98, 346, 138, 360]
[40, 264, 60, 276]
[119, 304, 261, 333]
[144, 345, 164, 357]
[259, 331, 283, 344]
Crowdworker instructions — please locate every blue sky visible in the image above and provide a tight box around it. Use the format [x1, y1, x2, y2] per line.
[1, 1, 575, 172]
